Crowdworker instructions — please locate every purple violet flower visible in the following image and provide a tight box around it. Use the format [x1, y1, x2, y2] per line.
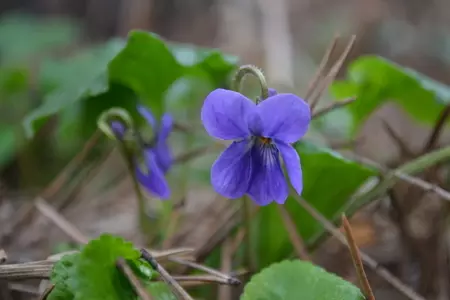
[112, 105, 173, 199]
[201, 88, 311, 205]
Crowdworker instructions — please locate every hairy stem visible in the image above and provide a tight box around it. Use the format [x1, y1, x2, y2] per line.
[232, 64, 269, 102]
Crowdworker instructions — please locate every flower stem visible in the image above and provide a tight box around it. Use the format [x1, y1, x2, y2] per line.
[232, 64, 269, 102]
[120, 145, 153, 242]
[97, 107, 154, 243]
[242, 196, 256, 272]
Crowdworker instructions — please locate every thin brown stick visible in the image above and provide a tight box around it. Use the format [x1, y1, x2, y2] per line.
[350, 153, 450, 202]
[8, 283, 40, 296]
[309, 35, 356, 112]
[169, 257, 240, 286]
[57, 147, 115, 210]
[305, 34, 339, 101]
[277, 205, 311, 261]
[173, 122, 193, 134]
[34, 198, 88, 244]
[172, 275, 236, 285]
[329, 137, 365, 150]
[312, 97, 355, 119]
[117, 258, 153, 300]
[341, 215, 375, 300]
[43, 130, 101, 198]
[34, 197, 195, 262]
[293, 194, 426, 300]
[381, 120, 414, 158]
[423, 104, 450, 153]
[177, 270, 248, 287]
[4, 130, 101, 243]
[141, 249, 194, 300]
[174, 145, 215, 164]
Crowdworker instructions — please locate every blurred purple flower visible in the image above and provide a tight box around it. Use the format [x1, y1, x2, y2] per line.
[112, 105, 173, 199]
[201, 88, 310, 205]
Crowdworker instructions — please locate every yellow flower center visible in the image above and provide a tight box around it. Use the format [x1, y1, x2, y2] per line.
[259, 137, 272, 145]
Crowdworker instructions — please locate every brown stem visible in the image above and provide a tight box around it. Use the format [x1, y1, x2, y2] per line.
[341, 215, 375, 300]
[277, 205, 311, 261]
[423, 104, 450, 153]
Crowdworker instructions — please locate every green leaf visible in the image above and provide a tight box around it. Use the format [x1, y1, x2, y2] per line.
[23, 31, 238, 139]
[0, 13, 80, 64]
[331, 55, 450, 135]
[255, 141, 376, 268]
[109, 31, 183, 120]
[70, 234, 141, 300]
[146, 283, 177, 300]
[24, 39, 125, 137]
[241, 260, 364, 300]
[48, 253, 79, 300]
[170, 43, 238, 86]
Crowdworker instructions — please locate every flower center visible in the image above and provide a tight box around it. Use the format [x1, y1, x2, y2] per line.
[259, 137, 272, 145]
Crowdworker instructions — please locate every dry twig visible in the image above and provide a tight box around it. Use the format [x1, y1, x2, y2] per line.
[4, 130, 101, 243]
[294, 194, 426, 300]
[350, 154, 450, 203]
[423, 104, 450, 153]
[277, 205, 310, 261]
[309, 35, 356, 112]
[35, 197, 88, 244]
[141, 249, 194, 300]
[170, 257, 240, 286]
[341, 215, 375, 300]
[304, 34, 339, 101]
[381, 120, 414, 158]
[312, 97, 355, 119]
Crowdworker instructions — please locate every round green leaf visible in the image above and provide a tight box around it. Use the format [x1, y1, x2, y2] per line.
[241, 260, 364, 300]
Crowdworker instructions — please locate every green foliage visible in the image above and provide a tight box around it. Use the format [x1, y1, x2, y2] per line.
[254, 141, 377, 268]
[7, 17, 444, 298]
[331, 55, 450, 135]
[48, 234, 148, 300]
[109, 32, 182, 120]
[241, 260, 364, 300]
[24, 39, 126, 137]
[47, 253, 79, 300]
[71, 235, 141, 300]
[24, 30, 238, 138]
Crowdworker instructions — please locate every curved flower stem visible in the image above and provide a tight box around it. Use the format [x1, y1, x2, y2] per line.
[98, 108, 153, 241]
[232, 65, 269, 272]
[232, 64, 269, 103]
